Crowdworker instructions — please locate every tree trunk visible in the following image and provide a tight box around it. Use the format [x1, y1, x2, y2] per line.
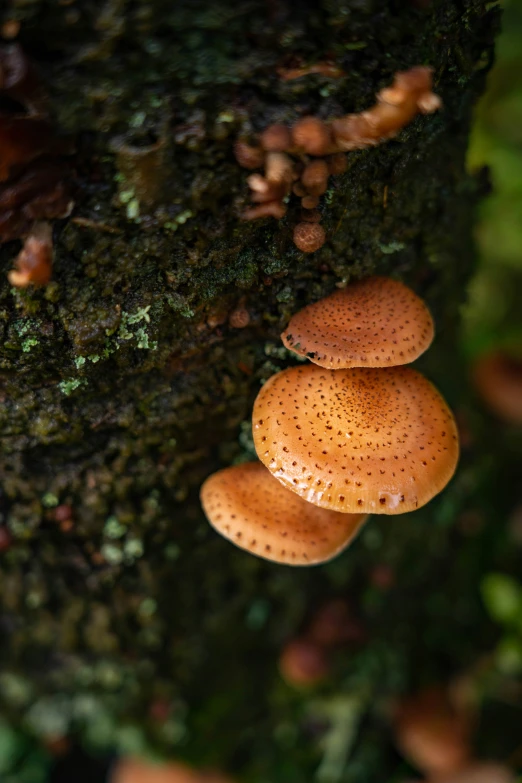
[0, 1, 500, 780]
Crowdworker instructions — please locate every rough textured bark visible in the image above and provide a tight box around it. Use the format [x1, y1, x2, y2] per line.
[0, 1, 503, 780]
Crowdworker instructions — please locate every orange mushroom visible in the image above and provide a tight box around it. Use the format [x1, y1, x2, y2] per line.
[281, 277, 434, 368]
[111, 757, 199, 783]
[252, 364, 459, 515]
[421, 764, 516, 783]
[279, 637, 330, 687]
[472, 350, 522, 424]
[293, 222, 326, 253]
[200, 461, 368, 565]
[393, 687, 472, 778]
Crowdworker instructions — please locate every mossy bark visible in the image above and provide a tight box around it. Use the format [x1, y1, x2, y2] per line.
[0, 1, 503, 780]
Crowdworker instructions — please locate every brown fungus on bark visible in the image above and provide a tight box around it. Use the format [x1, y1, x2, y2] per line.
[8, 220, 53, 287]
[233, 139, 264, 169]
[281, 277, 434, 368]
[200, 462, 368, 565]
[291, 116, 334, 156]
[472, 350, 522, 424]
[253, 364, 459, 515]
[259, 123, 292, 152]
[293, 222, 325, 253]
[332, 66, 441, 151]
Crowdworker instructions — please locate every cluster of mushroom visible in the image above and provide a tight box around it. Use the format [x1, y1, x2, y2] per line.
[0, 43, 74, 286]
[234, 66, 441, 252]
[201, 276, 459, 566]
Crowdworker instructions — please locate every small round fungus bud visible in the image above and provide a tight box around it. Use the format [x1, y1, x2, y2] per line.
[229, 306, 250, 328]
[293, 222, 325, 253]
[281, 276, 434, 368]
[279, 638, 329, 687]
[301, 159, 329, 195]
[253, 364, 459, 515]
[200, 462, 368, 565]
[301, 195, 320, 210]
[259, 123, 292, 152]
[292, 116, 333, 156]
[233, 140, 264, 169]
[8, 220, 53, 287]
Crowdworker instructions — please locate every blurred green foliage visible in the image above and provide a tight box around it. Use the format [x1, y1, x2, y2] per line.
[464, 0, 522, 356]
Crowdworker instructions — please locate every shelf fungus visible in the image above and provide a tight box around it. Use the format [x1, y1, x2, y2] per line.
[252, 364, 459, 515]
[200, 461, 368, 565]
[281, 276, 434, 368]
[235, 66, 441, 252]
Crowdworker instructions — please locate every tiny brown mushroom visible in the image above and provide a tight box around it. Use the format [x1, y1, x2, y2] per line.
[428, 764, 516, 783]
[393, 687, 473, 779]
[8, 220, 53, 287]
[301, 159, 329, 195]
[300, 208, 322, 223]
[200, 462, 368, 565]
[279, 637, 329, 687]
[293, 222, 325, 253]
[252, 364, 459, 515]
[281, 276, 434, 368]
[233, 140, 264, 169]
[301, 195, 320, 210]
[472, 350, 522, 424]
[292, 116, 334, 156]
[259, 123, 292, 152]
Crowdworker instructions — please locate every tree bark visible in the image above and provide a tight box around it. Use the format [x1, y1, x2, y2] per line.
[0, 1, 499, 780]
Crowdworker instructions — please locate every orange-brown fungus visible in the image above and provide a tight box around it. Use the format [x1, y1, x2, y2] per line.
[8, 220, 52, 287]
[393, 687, 472, 778]
[111, 757, 200, 783]
[293, 222, 325, 253]
[428, 764, 516, 783]
[233, 140, 264, 169]
[200, 462, 368, 565]
[281, 276, 434, 368]
[253, 364, 459, 515]
[291, 116, 333, 156]
[472, 350, 522, 424]
[331, 66, 441, 151]
[279, 638, 329, 687]
[259, 123, 292, 152]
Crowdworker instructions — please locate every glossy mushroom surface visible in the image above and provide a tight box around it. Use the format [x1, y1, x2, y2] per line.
[200, 462, 368, 565]
[253, 364, 459, 515]
[281, 277, 434, 368]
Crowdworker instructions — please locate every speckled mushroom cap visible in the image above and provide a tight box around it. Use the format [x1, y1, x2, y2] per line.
[281, 276, 434, 368]
[200, 461, 368, 565]
[253, 364, 459, 515]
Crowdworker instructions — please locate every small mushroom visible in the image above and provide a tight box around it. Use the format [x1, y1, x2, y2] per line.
[291, 116, 334, 156]
[279, 637, 330, 687]
[111, 757, 199, 783]
[424, 764, 516, 783]
[252, 364, 459, 515]
[259, 123, 292, 152]
[200, 462, 368, 565]
[293, 222, 325, 253]
[393, 687, 473, 779]
[472, 350, 522, 424]
[281, 276, 434, 368]
[8, 220, 53, 287]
